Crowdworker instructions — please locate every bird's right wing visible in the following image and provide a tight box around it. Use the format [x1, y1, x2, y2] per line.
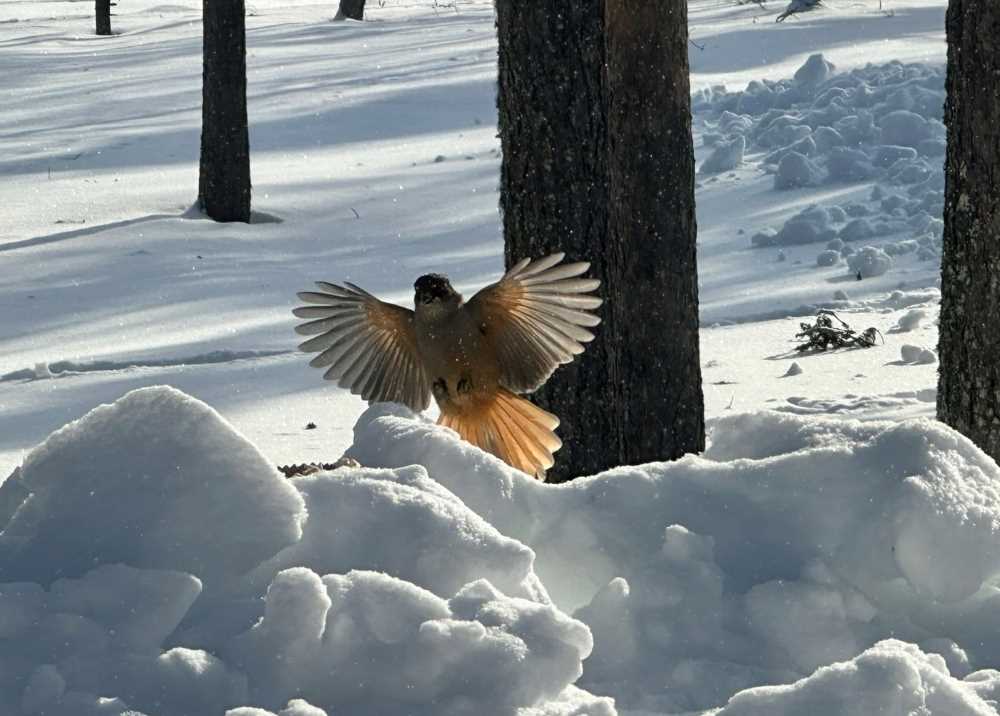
[464, 253, 603, 394]
[294, 282, 431, 411]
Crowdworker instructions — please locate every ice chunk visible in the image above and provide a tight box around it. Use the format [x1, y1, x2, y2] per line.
[891, 309, 926, 333]
[794, 54, 835, 86]
[872, 144, 918, 168]
[774, 152, 823, 189]
[816, 250, 840, 267]
[700, 135, 746, 175]
[813, 126, 845, 152]
[839, 218, 874, 242]
[879, 109, 933, 147]
[899, 344, 937, 366]
[825, 147, 876, 182]
[847, 246, 892, 277]
[784, 362, 804, 377]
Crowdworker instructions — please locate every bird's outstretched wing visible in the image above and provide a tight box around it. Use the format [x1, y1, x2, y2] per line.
[294, 282, 431, 411]
[464, 253, 602, 394]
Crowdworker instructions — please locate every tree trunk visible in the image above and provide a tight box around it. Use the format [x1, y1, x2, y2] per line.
[96, 0, 111, 35]
[198, 0, 251, 223]
[497, 0, 615, 480]
[937, 0, 1000, 460]
[605, 0, 705, 464]
[497, 0, 704, 479]
[335, 0, 366, 20]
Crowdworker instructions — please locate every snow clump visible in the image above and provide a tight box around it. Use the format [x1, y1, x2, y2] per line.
[8, 387, 1000, 715]
[351, 404, 1000, 713]
[847, 246, 892, 278]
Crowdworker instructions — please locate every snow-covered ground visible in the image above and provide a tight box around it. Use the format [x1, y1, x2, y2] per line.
[5, 0, 992, 714]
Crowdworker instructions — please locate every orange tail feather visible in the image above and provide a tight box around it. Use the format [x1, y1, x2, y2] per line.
[438, 389, 561, 480]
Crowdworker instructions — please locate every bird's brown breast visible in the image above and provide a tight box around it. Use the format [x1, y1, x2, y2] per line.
[415, 309, 500, 412]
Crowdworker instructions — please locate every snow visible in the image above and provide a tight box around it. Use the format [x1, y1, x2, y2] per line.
[847, 245, 893, 278]
[714, 640, 996, 716]
[0, 386, 305, 585]
[346, 404, 1000, 712]
[699, 135, 746, 175]
[5, 387, 1000, 714]
[3, 0, 991, 713]
[0, 388, 599, 715]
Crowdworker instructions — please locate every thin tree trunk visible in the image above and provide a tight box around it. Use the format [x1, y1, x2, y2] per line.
[937, 0, 1000, 459]
[335, 0, 366, 20]
[605, 0, 705, 463]
[198, 0, 251, 223]
[497, 0, 616, 481]
[96, 0, 112, 35]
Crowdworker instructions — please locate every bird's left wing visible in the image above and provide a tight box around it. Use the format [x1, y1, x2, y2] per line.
[464, 253, 602, 394]
[293, 282, 431, 411]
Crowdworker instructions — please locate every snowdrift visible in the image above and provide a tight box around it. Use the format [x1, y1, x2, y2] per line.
[3, 386, 1000, 715]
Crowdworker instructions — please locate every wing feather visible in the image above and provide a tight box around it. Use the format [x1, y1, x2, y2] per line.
[464, 254, 603, 394]
[293, 281, 431, 411]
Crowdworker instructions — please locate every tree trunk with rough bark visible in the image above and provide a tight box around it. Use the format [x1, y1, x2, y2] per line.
[198, 0, 251, 223]
[937, 0, 1000, 460]
[605, 0, 705, 464]
[497, 0, 615, 481]
[497, 0, 704, 479]
[335, 0, 366, 20]
[96, 0, 112, 35]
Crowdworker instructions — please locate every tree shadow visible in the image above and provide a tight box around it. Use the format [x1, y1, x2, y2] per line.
[0, 213, 178, 252]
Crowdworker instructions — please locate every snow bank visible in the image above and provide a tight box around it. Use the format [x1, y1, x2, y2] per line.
[243, 467, 547, 603]
[7, 387, 1000, 715]
[0, 385, 306, 586]
[230, 569, 591, 715]
[349, 405, 1000, 713]
[0, 388, 598, 716]
[699, 56, 947, 281]
[715, 640, 995, 716]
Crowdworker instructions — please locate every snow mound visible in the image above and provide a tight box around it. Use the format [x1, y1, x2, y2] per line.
[9, 388, 1000, 715]
[698, 57, 947, 280]
[715, 640, 995, 716]
[900, 344, 937, 365]
[0, 388, 599, 716]
[0, 385, 306, 586]
[244, 466, 547, 602]
[229, 568, 591, 715]
[699, 135, 745, 175]
[227, 703, 326, 716]
[350, 405, 1000, 712]
[847, 245, 892, 278]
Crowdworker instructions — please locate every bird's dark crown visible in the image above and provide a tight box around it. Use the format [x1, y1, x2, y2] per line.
[414, 273, 458, 304]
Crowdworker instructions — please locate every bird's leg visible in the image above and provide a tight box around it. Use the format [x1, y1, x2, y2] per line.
[432, 378, 449, 402]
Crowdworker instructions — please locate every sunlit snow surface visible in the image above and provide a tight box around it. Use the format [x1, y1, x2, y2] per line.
[3, 0, 990, 714]
[3, 386, 1000, 715]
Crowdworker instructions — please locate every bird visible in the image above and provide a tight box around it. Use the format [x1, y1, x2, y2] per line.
[293, 253, 603, 480]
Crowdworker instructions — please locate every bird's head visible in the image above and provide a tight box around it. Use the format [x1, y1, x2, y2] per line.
[414, 273, 461, 311]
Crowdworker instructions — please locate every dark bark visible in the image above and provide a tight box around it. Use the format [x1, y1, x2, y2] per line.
[605, 0, 705, 464]
[96, 0, 111, 35]
[497, 0, 704, 479]
[336, 0, 366, 20]
[497, 0, 616, 480]
[937, 0, 1000, 460]
[198, 0, 251, 223]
